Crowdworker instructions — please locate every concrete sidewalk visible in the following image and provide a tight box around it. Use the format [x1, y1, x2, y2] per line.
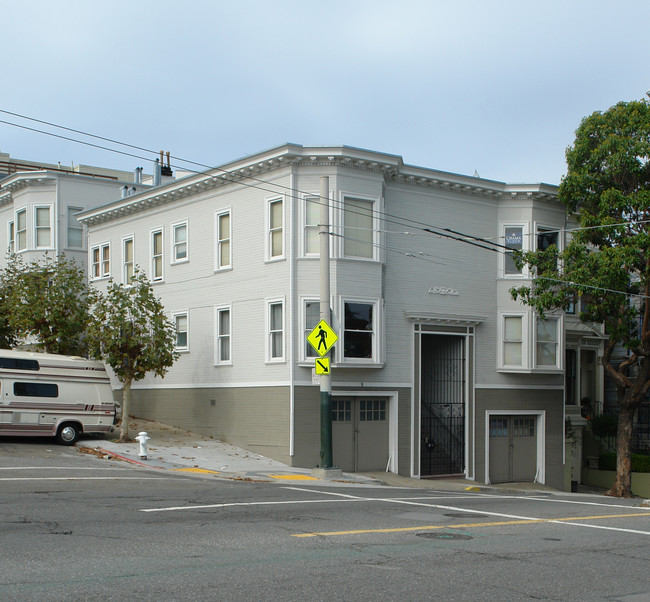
[78, 417, 586, 495]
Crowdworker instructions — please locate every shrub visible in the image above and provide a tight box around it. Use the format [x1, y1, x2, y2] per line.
[598, 452, 650, 472]
[589, 414, 618, 438]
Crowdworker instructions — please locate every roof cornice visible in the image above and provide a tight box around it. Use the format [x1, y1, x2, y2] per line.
[78, 144, 559, 226]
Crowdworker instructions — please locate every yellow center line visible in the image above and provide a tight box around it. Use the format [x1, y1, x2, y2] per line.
[291, 512, 650, 538]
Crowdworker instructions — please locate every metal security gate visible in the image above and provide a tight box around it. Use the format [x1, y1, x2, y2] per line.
[420, 335, 465, 476]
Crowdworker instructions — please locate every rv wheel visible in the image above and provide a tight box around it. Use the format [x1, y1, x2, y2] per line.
[56, 423, 80, 446]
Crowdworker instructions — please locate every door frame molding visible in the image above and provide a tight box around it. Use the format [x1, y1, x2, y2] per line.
[332, 390, 398, 473]
[484, 410, 546, 485]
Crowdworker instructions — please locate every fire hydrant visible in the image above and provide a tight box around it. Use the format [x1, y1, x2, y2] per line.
[135, 431, 150, 460]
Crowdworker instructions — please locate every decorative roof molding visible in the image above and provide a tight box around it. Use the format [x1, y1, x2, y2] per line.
[77, 144, 559, 226]
[404, 311, 486, 326]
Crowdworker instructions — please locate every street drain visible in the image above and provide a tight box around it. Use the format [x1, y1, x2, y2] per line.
[416, 532, 473, 540]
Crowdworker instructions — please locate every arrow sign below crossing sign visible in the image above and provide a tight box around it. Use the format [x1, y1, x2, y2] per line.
[315, 357, 330, 375]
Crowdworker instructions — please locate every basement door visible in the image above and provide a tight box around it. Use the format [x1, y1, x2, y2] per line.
[489, 415, 537, 483]
[420, 334, 465, 476]
[332, 398, 389, 472]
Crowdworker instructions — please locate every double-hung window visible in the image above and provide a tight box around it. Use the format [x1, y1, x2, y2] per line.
[151, 229, 163, 282]
[344, 197, 374, 259]
[267, 198, 283, 259]
[16, 209, 27, 252]
[172, 221, 188, 263]
[123, 237, 134, 283]
[503, 225, 525, 276]
[34, 206, 52, 249]
[215, 306, 231, 364]
[91, 243, 110, 280]
[537, 226, 560, 272]
[7, 221, 14, 254]
[304, 196, 320, 255]
[536, 316, 560, 368]
[503, 315, 524, 367]
[343, 301, 375, 360]
[215, 210, 231, 270]
[173, 311, 189, 352]
[267, 300, 284, 362]
[67, 207, 83, 249]
[304, 300, 320, 359]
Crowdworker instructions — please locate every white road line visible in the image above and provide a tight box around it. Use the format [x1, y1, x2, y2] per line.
[140, 498, 366, 513]
[0, 467, 130, 471]
[0, 477, 170, 481]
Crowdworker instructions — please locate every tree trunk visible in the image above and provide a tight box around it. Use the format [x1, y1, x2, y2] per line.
[608, 403, 635, 498]
[119, 378, 132, 442]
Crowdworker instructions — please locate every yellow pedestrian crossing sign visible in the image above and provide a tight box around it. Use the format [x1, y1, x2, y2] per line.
[315, 357, 330, 375]
[307, 319, 338, 357]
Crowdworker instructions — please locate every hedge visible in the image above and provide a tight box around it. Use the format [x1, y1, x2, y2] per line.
[599, 452, 650, 472]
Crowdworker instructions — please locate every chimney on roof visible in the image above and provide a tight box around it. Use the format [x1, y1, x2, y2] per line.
[161, 150, 173, 177]
[134, 166, 143, 184]
[121, 185, 128, 198]
[153, 158, 161, 186]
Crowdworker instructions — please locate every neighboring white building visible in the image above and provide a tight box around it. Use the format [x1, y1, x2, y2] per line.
[0, 168, 151, 270]
[78, 143, 604, 488]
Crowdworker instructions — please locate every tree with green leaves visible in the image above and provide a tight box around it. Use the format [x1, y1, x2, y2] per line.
[511, 98, 650, 497]
[87, 271, 178, 442]
[0, 254, 93, 356]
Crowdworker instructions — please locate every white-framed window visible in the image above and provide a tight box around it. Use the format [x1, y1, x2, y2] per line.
[215, 209, 231, 270]
[266, 299, 285, 362]
[91, 243, 110, 280]
[151, 228, 163, 282]
[7, 220, 14, 254]
[304, 196, 320, 256]
[342, 300, 377, 361]
[67, 206, 84, 249]
[266, 197, 284, 260]
[304, 299, 320, 359]
[34, 206, 52, 249]
[172, 311, 189, 352]
[502, 314, 524, 367]
[535, 315, 561, 369]
[536, 225, 561, 272]
[16, 208, 27, 252]
[343, 197, 374, 259]
[172, 221, 188, 263]
[122, 236, 134, 283]
[215, 305, 232, 365]
[502, 224, 527, 277]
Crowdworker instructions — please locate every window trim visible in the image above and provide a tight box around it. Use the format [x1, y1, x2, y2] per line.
[7, 220, 14, 255]
[301, 297, 321, 362]
[302, 194, 321, 257]
[265, 196, 284, 262]
[214, 208, 232, 271]
[172, 310, 189, 353]
[171, 220, 189, 264]
[534, 314, 563, 371]
[90, 242, 111, 280]
[122, 235, 134, 284]
[150, 227, 164, 283]
[214, 305, 232, 366]
[500, 222, 528, 278]
[266, 298, 285, 363]
[499, 313, 527, 370]
[67, 206, 84, 250]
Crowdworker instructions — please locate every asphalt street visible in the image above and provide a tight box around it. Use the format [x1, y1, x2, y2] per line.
[1, 438, 650, 601]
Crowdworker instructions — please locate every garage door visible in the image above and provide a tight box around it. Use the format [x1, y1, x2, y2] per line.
[489, 415, 537, 483]
[332, 398, 389, 472]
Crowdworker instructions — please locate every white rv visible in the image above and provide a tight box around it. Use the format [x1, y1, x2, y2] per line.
[0, 350, 116, 445]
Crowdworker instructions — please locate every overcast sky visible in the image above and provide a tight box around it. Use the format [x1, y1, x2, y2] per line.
[2, 0, 648, 185]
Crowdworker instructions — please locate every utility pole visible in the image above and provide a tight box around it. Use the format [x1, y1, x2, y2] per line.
[319, 175, 333, 468]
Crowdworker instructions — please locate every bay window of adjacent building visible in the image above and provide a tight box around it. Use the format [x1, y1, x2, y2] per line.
[34, 206, 52, 249]
[172, 221, 188, 263]
[122, 237, 134, 283]
[267, 300, 284, 362]
[91, 243, 110, 280]
[215, 209, 231, 270]
[267, 198, 283, 259]
[343, 197, 374, 259]
[343, 301, 375, 360]
[67, 207, 84, 249]
[16, 209, 27, 252]
[151, 229, 163, 282]
[7, 220, 14, 254]
[215, 306, 231, 364]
